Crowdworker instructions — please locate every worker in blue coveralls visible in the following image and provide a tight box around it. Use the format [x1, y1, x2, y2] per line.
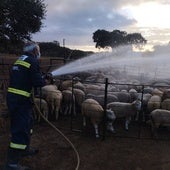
[4, 42, 45, 170]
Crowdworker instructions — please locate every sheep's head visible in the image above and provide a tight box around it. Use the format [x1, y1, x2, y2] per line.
[133, 99, 141, 111]
[106, 109, 116, 121]
[106, 109, 116, 133]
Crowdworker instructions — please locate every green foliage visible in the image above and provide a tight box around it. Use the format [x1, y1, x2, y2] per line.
[0, 0, 46, 51]
[39, 42, 93, 59]
[93, 29, 147, 49]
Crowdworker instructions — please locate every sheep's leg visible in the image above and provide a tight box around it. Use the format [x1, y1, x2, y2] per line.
[125, 117, 131, 130]
[106, 122, 115, 133]
[151, 121, 158, 139]
[93, 123, 100, 138]
[37, 111, 41, 122]
[142, 111, 146, 122]
[44, 110, 48, 120]
[55, 109, 59, 120]
[135, 111, 139, 121]
[70, 103, 76, 116]
[83, 116, 86, 126]
[64, 105, 69, 115]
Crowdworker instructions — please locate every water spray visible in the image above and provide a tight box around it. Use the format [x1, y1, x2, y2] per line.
[51, 45, 170, 82]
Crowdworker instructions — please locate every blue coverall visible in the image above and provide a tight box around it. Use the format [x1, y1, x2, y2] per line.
[7, 53, 45, 151]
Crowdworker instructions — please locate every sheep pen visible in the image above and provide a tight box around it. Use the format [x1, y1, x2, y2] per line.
[1, 59, 170, 169]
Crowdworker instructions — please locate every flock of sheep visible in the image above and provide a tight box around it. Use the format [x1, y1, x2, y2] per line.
[32, 71, 170, 138]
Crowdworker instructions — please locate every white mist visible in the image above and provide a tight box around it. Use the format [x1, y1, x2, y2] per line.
[51, 45, 170, 81]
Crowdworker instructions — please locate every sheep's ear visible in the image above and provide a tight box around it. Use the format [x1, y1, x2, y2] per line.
[107, 108, 112, 112]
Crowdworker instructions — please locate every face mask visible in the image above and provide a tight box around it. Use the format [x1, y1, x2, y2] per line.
[36, 52, 41, 59]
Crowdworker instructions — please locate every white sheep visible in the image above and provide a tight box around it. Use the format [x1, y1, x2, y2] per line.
[68, 87, 85, 115]
[129, 88, 138, 102]
[74, 81, 86, 93]
[41, 84, 58, 99]
[33, 97, 48, 122]
[152, 88, 163, 98]
[162, 88, 170, 101]
[150, 109, 170, 137]
[111, 91, 131, 103]
[140, 93, 152, 121]
[45, 90, 62, 120]
[84, 84, 104, 95]
[86, 93, 118, 107]
[62, 89, 75, 116]
[60, 77, 80, 91]
[41, 85, 63, 120]
[161, 98, 170, 111]
[147, 95, 162, 113]
[81, 99, 116, 138]
[107, 99, 141, 131]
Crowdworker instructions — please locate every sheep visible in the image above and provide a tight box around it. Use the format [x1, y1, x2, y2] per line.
[59, 80, 73, 91]
[68, 87, 85, 115]
[161, 98, 170, 111]
[84, 84, 104, 95]
[41, 84, 58, 98]
[152, 88, 163, 98]
[81, 99, 116, 138]
[41, 85, 63, 120]
[33, 97, 48, 122]
[60, 77, 80, 91]
[111, 91, 131, 103]
[45, 90, 62, 120]
[143, 86, 153, 94]
[86, 93, 118, 107]
[162, 89, 170, 101]
[73, 81, 86, 93]
[150, 109, 170, 137]
[61, 89, 75, 116]
[147, 95, 162, 113]
[107, 99, 141, 131]
[139, 93, 152, 121]
[129, 89, 138, 102]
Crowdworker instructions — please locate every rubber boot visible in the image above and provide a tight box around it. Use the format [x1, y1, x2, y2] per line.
[21, 127, 39, 157]
[3, 148, 30, 170]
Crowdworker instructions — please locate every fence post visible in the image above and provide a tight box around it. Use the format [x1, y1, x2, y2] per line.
[138, 84, 144, 139]
[102, 78, 108, 140]
[70, 77, 74, 131]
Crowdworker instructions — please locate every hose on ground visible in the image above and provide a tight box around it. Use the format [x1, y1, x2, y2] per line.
[32, 91, 80, 170]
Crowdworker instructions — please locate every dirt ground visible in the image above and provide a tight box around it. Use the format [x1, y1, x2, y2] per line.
[1, 115, 170, 170]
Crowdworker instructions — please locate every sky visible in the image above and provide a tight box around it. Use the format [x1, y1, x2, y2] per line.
[32, 0, 170, 52]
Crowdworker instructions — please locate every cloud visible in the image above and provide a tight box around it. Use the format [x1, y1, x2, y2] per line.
[34, 1, 136, 43]
[33, 0, 170, 51]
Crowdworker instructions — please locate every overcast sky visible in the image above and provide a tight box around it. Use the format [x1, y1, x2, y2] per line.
[32, 0, 170, 52]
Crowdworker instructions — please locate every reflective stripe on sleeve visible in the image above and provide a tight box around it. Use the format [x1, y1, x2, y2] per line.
[8, 87, 31, 97]
[10, 142, 27, 150]
[14, 60, 31, 68]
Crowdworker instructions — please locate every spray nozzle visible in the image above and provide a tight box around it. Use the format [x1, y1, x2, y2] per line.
[43, 72, 55, 84]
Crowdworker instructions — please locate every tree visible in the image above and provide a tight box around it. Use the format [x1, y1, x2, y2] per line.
[93, 29, 147, 49]
[0, 0, 46, 45]
[93, 29, 112, 49]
